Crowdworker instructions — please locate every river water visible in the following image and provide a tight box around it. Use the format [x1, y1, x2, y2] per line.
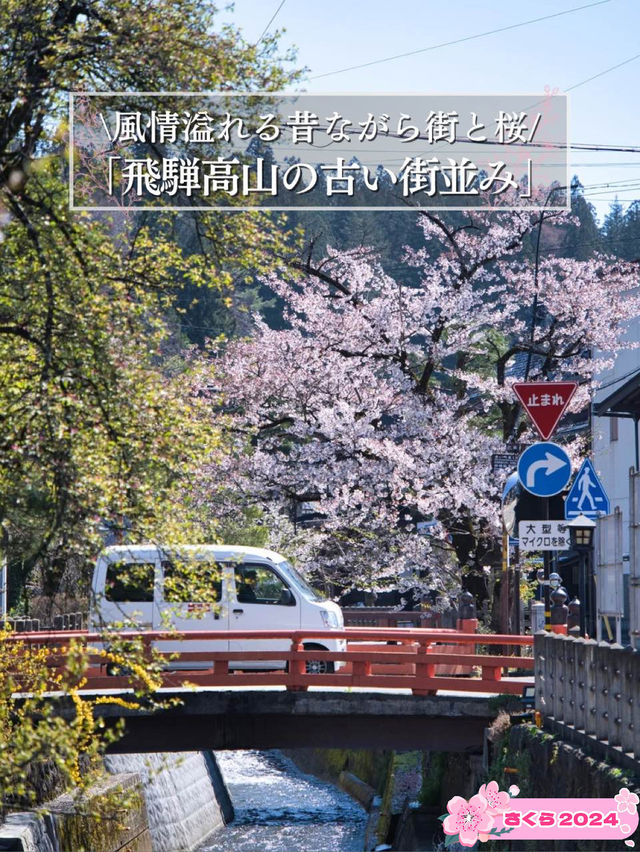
[199, 750, 368, 852]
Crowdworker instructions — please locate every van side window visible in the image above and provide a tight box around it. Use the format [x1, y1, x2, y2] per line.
[162, 560, 222, 604]
[105, 562, 154, 602]
[235, 564, 294, 605]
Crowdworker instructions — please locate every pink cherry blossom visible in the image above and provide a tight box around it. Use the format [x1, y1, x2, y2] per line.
[615, 788, 639, 814]
[508, 785, 520, 797]
[443, 794, 494, 847]
[194, 209, 640, 590]
[478, 781, 511, 814]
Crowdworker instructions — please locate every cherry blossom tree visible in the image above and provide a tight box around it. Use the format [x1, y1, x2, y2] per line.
[202, 198, 640, 597]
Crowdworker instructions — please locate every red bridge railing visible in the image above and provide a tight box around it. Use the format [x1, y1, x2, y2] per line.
[5, 627, 534, 696]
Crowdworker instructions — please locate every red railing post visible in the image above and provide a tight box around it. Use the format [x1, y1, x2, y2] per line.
[288, 635, 308, 692]
[213, 657, 229, 676]
[455, 617, 477, 673]
[352, 657, 372, 685]
[413, 639, 437, 695]
[481, 665, 502, 684]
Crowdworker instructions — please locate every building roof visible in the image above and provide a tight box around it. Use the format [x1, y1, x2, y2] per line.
[594, 370, 640, 419]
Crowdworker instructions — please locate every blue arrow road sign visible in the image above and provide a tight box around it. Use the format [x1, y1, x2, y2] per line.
[517, 442, 572, 497]
[565, 458, 610, 519]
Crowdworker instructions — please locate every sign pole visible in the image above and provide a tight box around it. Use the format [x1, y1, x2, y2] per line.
[514, 553, 521, 648]
[501, 530, 510, 635]
[544, 497, 551, 628]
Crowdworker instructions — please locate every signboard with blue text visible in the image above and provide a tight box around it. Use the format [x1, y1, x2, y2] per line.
[565, 458, 610, 519]
[517, 442, 572, 497]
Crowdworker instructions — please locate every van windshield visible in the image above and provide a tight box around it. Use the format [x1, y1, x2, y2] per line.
[278, 561, 323, 601]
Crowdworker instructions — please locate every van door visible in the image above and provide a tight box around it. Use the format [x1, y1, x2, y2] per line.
[229, 561, 301, 669]
[153, 558, 230, 669]
[96, 555, 159, 630]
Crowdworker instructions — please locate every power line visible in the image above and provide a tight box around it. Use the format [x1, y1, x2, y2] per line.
[310, 0, 610, 79]
[597, 367, 640, 392]
[256, 0, 286, 45]
[583, 187, 640, 198]
[522, 48, 640, 110]
[565, 50, 640, 92]
[278, 124, 640, 153]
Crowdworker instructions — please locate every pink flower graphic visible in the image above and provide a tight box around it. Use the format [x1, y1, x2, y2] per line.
[443, 794, 494, 847]
[478, 781, 511, 815]
[615, 788, 640, 815]
[508, 785, 520, 797]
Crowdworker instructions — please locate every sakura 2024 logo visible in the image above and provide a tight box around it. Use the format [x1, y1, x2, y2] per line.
[441, 782, 639, 848]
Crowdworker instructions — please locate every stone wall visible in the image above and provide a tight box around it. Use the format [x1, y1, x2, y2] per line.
[48, 773, 151, 852]
[1, 751, 231, 852]
[104, 752, 228, 852]
[495, 723, 640, 799]
[283, 747, 392, 793]
[535, 632, 640, 774]
[0, 772, 151, 852]
[0, 811, 58, 852]
[485, 723, 640, 852]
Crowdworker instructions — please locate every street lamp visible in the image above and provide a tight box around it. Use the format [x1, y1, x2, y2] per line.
[566, 514, 596, 637]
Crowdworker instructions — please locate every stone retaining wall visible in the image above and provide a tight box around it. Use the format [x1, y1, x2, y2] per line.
[0, 772, 151, 852]
[104, 752, 228, 852]
[1, 751, 232, 852]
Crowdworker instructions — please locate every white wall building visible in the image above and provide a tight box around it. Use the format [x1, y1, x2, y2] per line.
[593, 315, 640, 646]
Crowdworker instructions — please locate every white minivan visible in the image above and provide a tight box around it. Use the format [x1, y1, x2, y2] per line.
[89, 544, 345, 673]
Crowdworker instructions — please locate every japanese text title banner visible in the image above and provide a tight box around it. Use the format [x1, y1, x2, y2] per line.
[70, 92, 568, 211]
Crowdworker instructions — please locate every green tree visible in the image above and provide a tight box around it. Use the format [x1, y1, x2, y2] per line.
[0, 0, 302, 599]
[0, 0, 299, 183]
[603, 198, 627, 257]
[0, 165, 225, 609]
[619, 200, 640, 262]
[564, 179, 602, 260]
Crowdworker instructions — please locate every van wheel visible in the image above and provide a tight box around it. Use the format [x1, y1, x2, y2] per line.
[303, 643, 334, 675]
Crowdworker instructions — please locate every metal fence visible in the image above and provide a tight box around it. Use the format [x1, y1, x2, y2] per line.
[2, 612, 86, 632]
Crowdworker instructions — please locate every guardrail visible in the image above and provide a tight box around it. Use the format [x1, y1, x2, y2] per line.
[5, 627, 534, 696]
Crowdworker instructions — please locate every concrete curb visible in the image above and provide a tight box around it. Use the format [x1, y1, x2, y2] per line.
[338, 771, 376, 810]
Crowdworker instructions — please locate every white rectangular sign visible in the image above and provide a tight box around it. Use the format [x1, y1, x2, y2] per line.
[518, 520, 569, 551]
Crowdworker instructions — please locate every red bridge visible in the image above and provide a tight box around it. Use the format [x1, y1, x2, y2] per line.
[9, 626, 533, 694]
[7, 627, 534, 752]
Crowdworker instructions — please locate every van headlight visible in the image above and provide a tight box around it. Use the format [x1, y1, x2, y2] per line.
[320, 609, 340, 629]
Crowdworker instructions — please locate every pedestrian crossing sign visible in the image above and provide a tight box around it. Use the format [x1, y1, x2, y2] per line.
[564, 458, 610, 519]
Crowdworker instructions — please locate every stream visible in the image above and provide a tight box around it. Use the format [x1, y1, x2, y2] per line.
[199, 750, 368, 852]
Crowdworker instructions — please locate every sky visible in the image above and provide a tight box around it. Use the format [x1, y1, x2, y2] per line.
[221, 0, 640, 222]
